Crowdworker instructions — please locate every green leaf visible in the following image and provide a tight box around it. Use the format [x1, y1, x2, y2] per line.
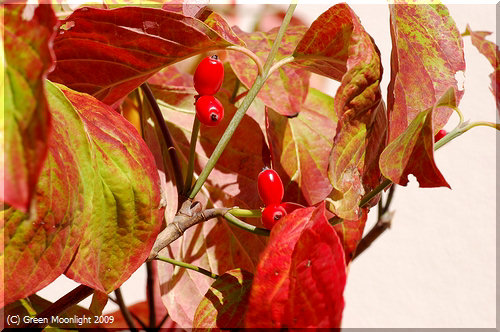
[266, 88, 337, 206]
[227, 25, 310, 117]
[379, 87, 456, 188]
[1, 4, 57, 212]
[193, 269, 253, 329]
[387, 2, 465, 142]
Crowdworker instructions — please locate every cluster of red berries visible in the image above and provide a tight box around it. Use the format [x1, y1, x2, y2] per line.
[193, 55, 225, 126]
[258, 168, 287, 229]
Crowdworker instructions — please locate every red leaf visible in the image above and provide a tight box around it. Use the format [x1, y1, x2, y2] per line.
[245, 202, 347, 328]
[388, 2, 465, 142]
[266, 88, 337, 206]
[198, 8, 246, 47]
[333, 208, 368, 263]
[49, 6, 235, 106]
[465, 25, 500, 114]
[379, 87, 456, 188]
[2, 4, 57, 212]
[194, 269, 253, 329]
[227, 26, 310, 117]
[294, 4, 386, 219]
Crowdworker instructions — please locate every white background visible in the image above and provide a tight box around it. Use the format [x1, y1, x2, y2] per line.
[38, 2, 497, 328]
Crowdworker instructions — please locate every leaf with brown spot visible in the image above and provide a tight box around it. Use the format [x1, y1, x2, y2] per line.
[49, 6, 236, 107]
[387, 2, 465, 142]
[227, 25, 310, 117]
[2, 3, 57, 212]
[379, 87, 456, 188]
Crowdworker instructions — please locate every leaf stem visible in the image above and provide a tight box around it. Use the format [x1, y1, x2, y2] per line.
[223, 212, 270, 236]
[226, 45, 264, 76]
[267, 55, 295, 78]
[156, 256, 219, 279]
[184, 117, 201, 195]
[21, 285, 94, 329]
[228, 208, 262, 218]
[141, 83, 184, 194]
[188, 2, 297, 199]
[114, 288, 138, 332]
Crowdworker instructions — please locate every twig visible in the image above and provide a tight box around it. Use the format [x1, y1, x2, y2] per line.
[352, 210, 393, 260]
[223, 212, 270, 236]
[156, 312, 170, 329]
[114, 288, 137, 332]
[184, 117, 201, 196]
[21, 285, 94, 330]
[145, 261, 156, 329]
[108, 295, 148, 330]
[155, 256, 219, 279]
[141, 82, 184, 194]
[148, 200, 230, 260]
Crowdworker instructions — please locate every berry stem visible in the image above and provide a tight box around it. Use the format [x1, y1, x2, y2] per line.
[267, 55, 295, 78]
[141, 83, 184, 194]
[223, 212, 270, 236]
[188, 2, 297, 199]
[184, 117, 201, 195]
[155, 256, 219, 279]
[228, 208, 262, 218]
[226, 45, 264, 76]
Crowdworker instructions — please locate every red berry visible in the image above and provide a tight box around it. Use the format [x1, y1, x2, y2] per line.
[195, 95, 224, 126]
[261, 204, 287, 229]
[193, 55, 224, 96]
[257, 168, 284, 206]
[434, 129, 447, 142]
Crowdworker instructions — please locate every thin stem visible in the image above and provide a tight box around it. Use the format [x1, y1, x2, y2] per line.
[108, 295, 148, 330]
[228, 208, 262, 218]
[226, 45, 264, 76]
[359, 178, 392, 208]
[141, 83, 184, 194]
[229, 79, 241, 103]
[184, 117, 201, 195]
[382, 185, 396, 215]
[146, 261, 156, 329]
[156, 256, 219, 279]
[223, 213, 270, 236]
[267, 55, 295, 78]
[462, 121, 500, 132]
[189, 2, 297, 199]
[115, 288, 137, 332]
[21, 285, 94, 329]
[156, 312, 170, 329]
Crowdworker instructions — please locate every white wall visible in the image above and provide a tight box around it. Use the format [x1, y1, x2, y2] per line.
[37, 2, 497, 328]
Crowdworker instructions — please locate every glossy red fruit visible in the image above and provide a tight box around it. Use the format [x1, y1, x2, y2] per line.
[434, 129, 447, 142]
[261, 204, 287, 229]
[193, 55, 224, 96]
[195, 95, 224, 126]
[257, 168, 284, 206]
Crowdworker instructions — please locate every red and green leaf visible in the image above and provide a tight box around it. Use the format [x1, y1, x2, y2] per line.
[198, 8, 246, 47]
[49, 6, 236, 107]
[293, 4, 386, 220]
[465, 24, 500, 113]
[2, 3, 57, 212]
[193, 269, 253, 329]
[245, 202, 347, 328]
[2, 81, 162, 306]
[333, 208, 368, 263]
[379, 87, 456, 188]
[266, 88, 337, 206]
[227, 25, 310, 117]
[387, 2, 465, 142]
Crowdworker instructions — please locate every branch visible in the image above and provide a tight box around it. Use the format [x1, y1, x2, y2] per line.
[145, 261, 156, 329]
[148, 200, 229, 260]
[114, 288, 137, 332]
[140, 83, 184, 194]
[21, 285, 94, 330]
